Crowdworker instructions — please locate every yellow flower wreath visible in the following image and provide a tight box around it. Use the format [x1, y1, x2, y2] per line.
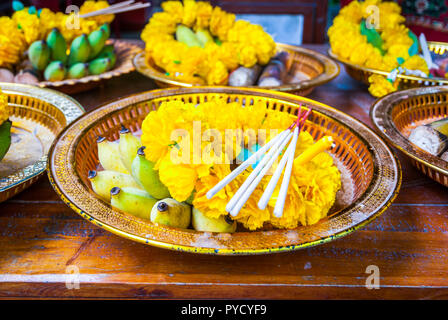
[141, 0, 276, 85]
[141, 99, 341, 230]
[328, 0, 429, 97]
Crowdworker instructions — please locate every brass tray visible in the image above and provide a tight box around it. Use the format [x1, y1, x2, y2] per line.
[48, 87, 400, 255]
[134, 43, 340, 96]
[328, 42, 448, 90]
[371, 85, 448, 187]
[0, 82, 84, 203]
[38, 39, 142, 95]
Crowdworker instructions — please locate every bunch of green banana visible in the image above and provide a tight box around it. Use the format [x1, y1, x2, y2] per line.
[26, 23, 116, 82]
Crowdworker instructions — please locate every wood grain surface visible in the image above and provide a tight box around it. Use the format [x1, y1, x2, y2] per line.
[0, 44, 447, 300]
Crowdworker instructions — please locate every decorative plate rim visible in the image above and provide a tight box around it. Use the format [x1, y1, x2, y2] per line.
[48, 87, 401, 255]
[370, 85, 448, 176]
[328, 44, 448, 85]
[133, 43, 340, 92]
[0, 82, 85, 195]
[37, 39, 141, 88]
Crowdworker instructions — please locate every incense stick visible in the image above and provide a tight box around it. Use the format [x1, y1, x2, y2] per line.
[225, 130, 293, 214]
[273, 126, 300, 218]
[206, 126, 294, 200]
[80, 1, 150, 19]
[230, 127, 294, 216]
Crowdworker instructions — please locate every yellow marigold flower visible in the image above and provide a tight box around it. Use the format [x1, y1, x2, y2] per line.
[195, 1, 213, 30]
[368, 74, 396, 97]
[209, 6, 235, 40]
[162, 1, 184, 24]
[206, 60, 228, 85]
[0, 17, 26, 68]
[182, 0, 197, 27]
[13, 10, 42, 45]
[80, 0, 114, 25]
[349, 42, 376, 66]
[401, 55, 429, 74]
[0, 89, 9, 125]
[159, 155, 198, 202]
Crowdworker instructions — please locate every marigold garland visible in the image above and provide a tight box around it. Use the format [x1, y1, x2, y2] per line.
[140, 0, 276, 85]
[140, 99, 341, 230]
[328, 0, 429, 97]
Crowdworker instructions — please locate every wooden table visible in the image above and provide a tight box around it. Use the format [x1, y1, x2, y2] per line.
[1, 44, 447, 300]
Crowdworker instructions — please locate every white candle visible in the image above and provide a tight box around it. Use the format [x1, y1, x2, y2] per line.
[230, 129, 294, 216]
[226, 131, 293, 214]
[206, 128, 290, 200]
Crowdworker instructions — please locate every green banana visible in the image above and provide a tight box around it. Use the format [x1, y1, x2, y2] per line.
[88, 57, 111, 75]
[118, 126, 141, 172]
[195, 28, 214, 47]
[67, 62, 89, 79]
[100, 23, 111, 39]
[110, 187, 157, 220]
[97, 136, 129, 174]
[175, 25, 202, 47]
[192, 208, 236, 233]
[88, 29, 107, 59]
[131, 146, 170, 199]
[88, 170, 142, 202]
[43, 61, 66, 81]
[46, 28, 67, 64]
[0, 120, 12, 162]
[150, 198, 191, 229]
[68, 34, 91, 66]
[28, 40, 51, 71]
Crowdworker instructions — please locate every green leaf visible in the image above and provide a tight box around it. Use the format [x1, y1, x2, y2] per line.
[360, 19, 385, 55]
[0, 120, 12, 161]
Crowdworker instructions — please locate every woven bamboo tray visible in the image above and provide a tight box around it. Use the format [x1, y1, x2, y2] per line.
[0, 82, 84, 203]
[371, 85, 448, 187]
[134, 43, 340, 96]
[48, 87, 400, 255]
[38, 39, 141, 95]
[329, 41, 448, 90]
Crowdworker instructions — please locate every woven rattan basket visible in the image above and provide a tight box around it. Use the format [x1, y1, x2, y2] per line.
[48, 87, 400, 255]
[371, 85, 448, 187]
[134, 43, 340, 96]
[329, 41, 448, 90]
[0, 83, 84, 202]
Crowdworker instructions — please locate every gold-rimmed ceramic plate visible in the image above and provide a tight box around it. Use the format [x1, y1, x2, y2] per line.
[48, 87, 400, 255]
[371, 85, 448, 186]
[38, 39, 142, 95]
[0, 82, 84, 203]
[329, 42, 448, 90]
[134, 43, 340, 96]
